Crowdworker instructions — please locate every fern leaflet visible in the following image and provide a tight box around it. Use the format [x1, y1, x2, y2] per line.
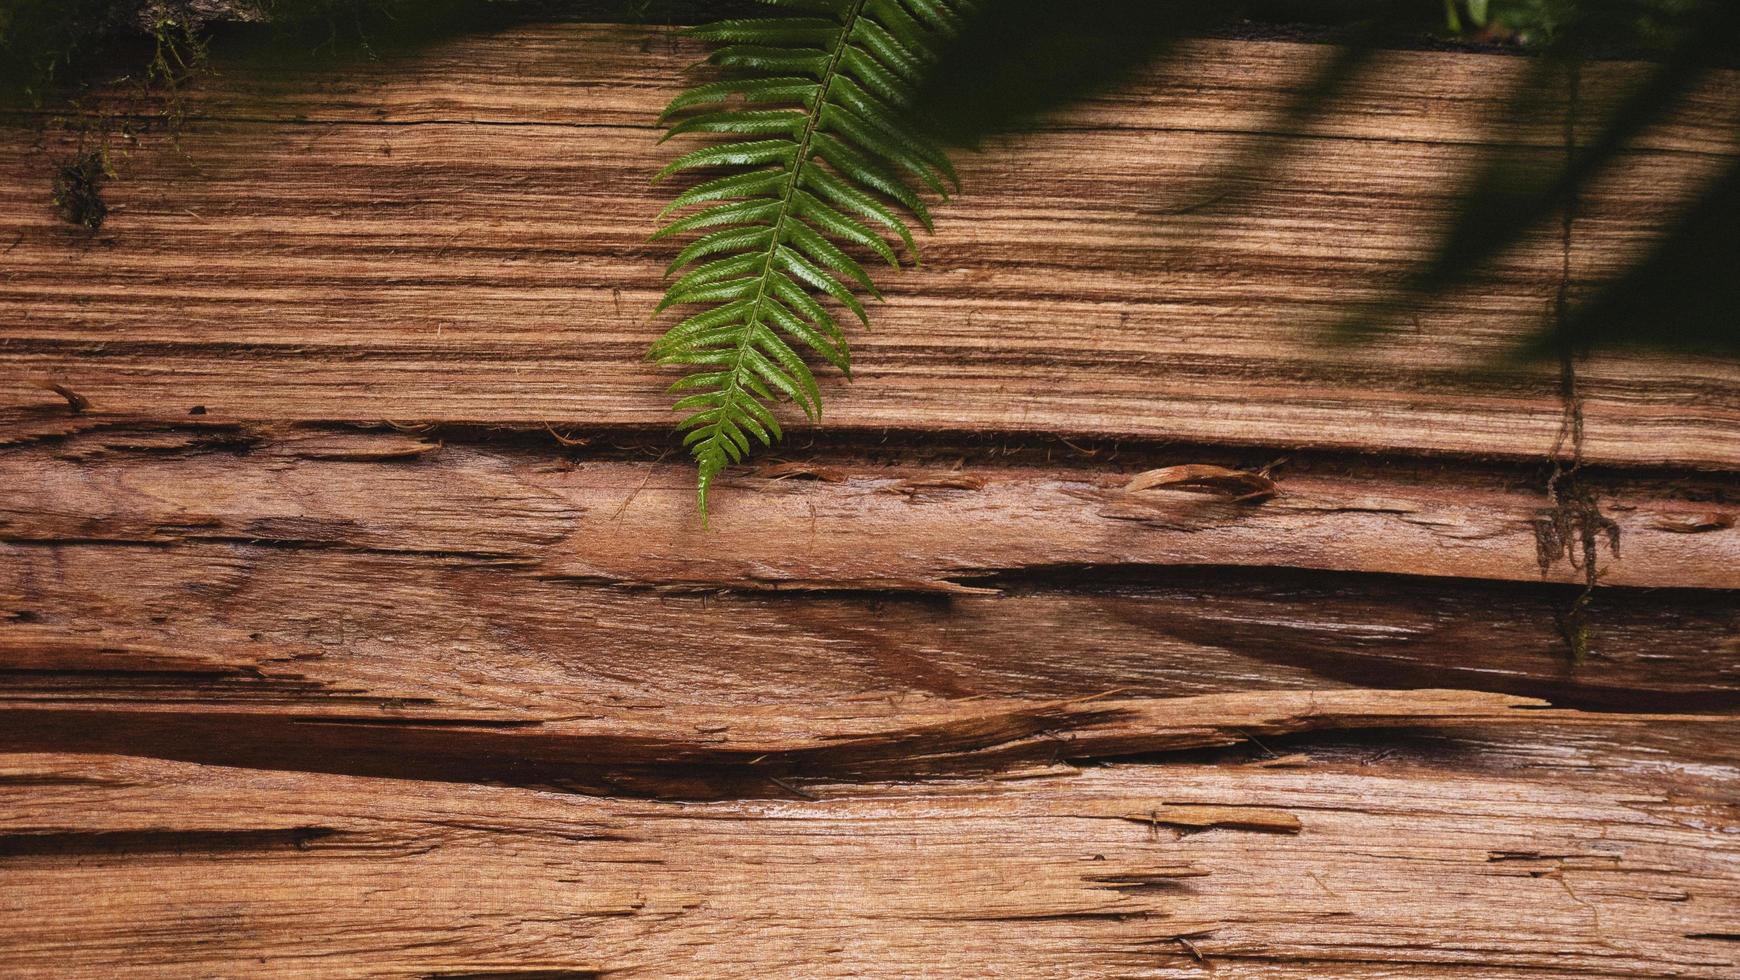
[650, 0, 969, 517]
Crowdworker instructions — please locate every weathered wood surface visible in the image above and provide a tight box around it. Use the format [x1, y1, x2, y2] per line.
[2, 20, 1739, 979]
[2, 26, 1739, 465]
[3, 422, 1736, 592]
[1, 742, 1738, 978]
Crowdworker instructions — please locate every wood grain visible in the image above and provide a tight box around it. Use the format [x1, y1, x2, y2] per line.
[1, 420, 1734, 592]
[2, 748, 1737, 978]
[2, 26, 1737, 467]
[2, 423, 1736, 788]
[3, 21, 1739, 979]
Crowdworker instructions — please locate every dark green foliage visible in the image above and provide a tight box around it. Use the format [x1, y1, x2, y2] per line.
[650, 0, 968, 516]
[0, 0, 154, 104]
[1452, 0, 1711, 46]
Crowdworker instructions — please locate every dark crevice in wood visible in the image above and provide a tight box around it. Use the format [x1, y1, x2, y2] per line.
[13, 417, 1740, 495]
[4, 548, 1735, 711]
[951, 560, 1718, 600]
[0, 534, 538, 566]
[422, 972, 606, 980]
[0, 689, 1712, 801]
[0, 826, 338, 858]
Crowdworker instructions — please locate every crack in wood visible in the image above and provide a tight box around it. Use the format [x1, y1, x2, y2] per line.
[0, 826, 339, 857]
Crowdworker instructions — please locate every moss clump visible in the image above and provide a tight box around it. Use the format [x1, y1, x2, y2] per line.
[51, 148, 112, 229]
[1, 1, 145, 105]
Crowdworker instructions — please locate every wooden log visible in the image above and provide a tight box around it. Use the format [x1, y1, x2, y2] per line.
[2, 21, 1738, 978]
[6, 536, 1740, 788]
[2, 27, 1737, 467]
[2, 422, 1737, 798]
[2, 748, 1737, 977]
[6, 527, 1738, 713]
[0, 421, 1734, 592]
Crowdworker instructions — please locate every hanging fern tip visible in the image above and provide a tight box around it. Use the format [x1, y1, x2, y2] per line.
[647, 0, 968, 514]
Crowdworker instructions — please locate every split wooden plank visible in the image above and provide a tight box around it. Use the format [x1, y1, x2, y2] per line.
[2, 422, 1732, 592]
[2, 750, 1736, 978]
[2, 27, 1737, 467]
[7, 540, 1738, 713]
[5, 532, 1737, 748]
[4, 538, 1738, 792]
[3, 685, 1652, 788]
[2, 423, 1736, 793]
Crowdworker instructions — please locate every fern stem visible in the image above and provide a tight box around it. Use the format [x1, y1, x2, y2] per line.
[691, 0, 871, 514]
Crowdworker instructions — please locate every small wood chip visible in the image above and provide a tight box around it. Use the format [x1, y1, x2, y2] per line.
[756, 461, 850, 482]
[1651, 511, 1734, 533]
[1116, 805, 1302, 834]
[1124, 464, 1278, 502]
[884, 473, 988, 494]
[32, 380, 89, 414]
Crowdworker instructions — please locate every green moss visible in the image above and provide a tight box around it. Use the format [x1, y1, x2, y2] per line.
[0, 1, 148, 105]
[1450, 0, 1714, 48]
[50, 147, 112, 229]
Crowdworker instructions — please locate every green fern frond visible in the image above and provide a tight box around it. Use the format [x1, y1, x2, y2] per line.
[650, 0, 969, 518]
